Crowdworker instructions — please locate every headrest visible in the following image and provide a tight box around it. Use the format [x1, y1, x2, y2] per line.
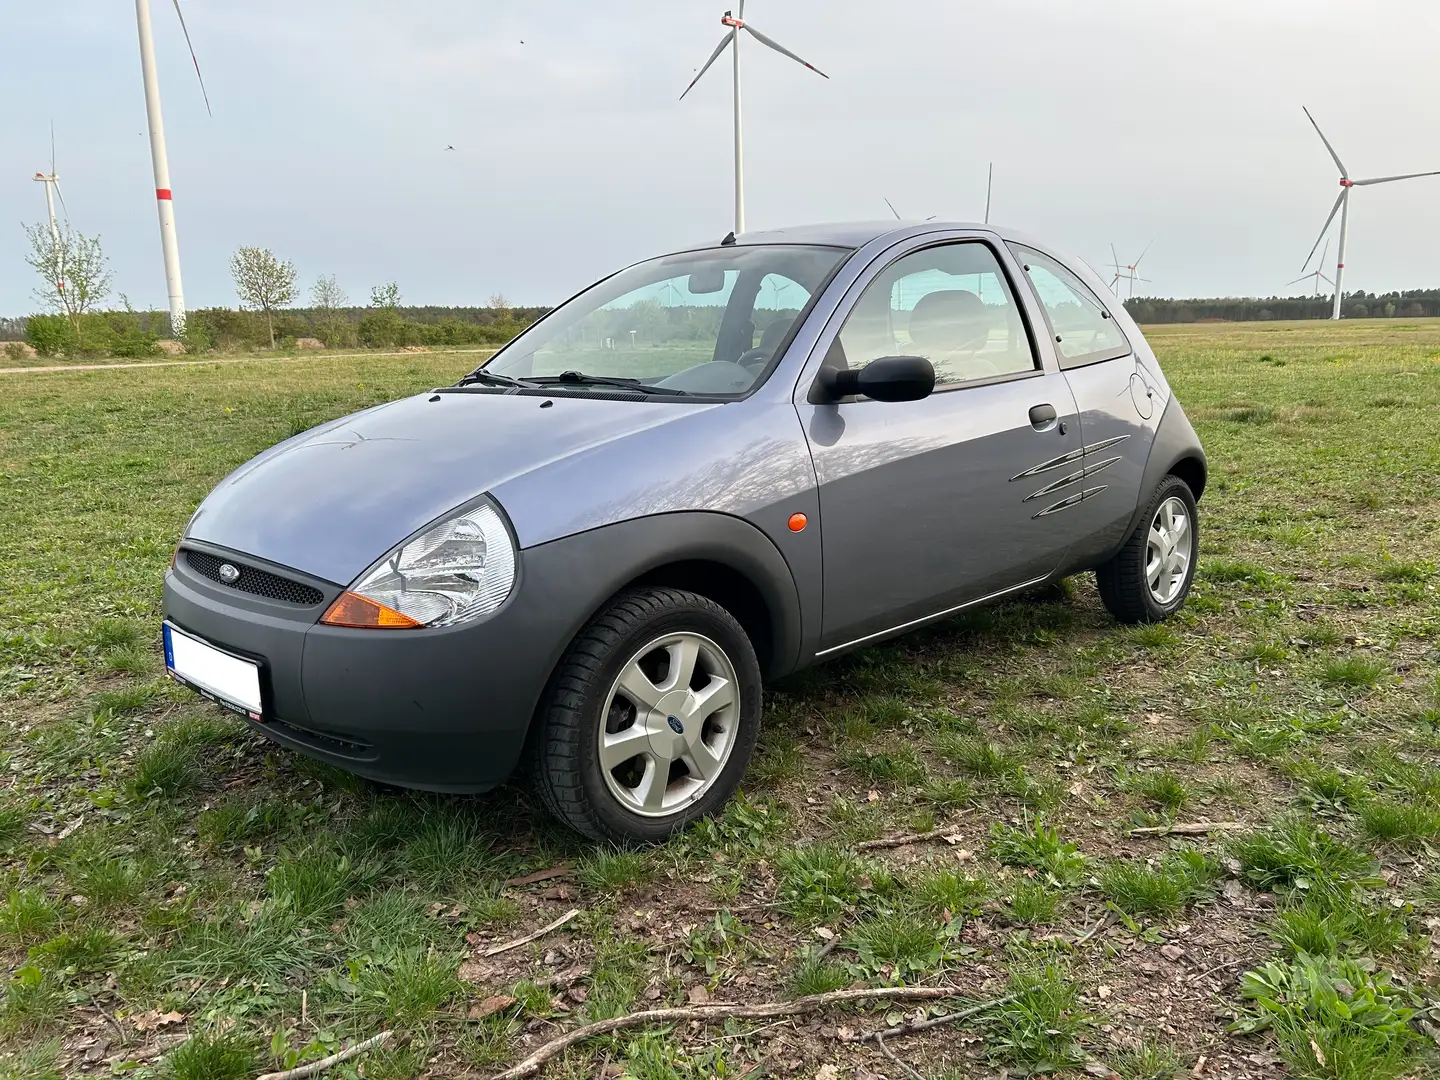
[907, 290, 993, 352]
[759, 317, 793, 352]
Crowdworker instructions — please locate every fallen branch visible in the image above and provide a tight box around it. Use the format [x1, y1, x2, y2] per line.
[486, 985, 968, 1080]
[504, 865, 572, 888]
[483, 909, 581, 958]
[255, 1032, 391, 1080]
[838, 993, 1018, 1044]
[856, 828, 967, 851]
[1128, 822, 1247, 837]
[876, 1032, 926, 1080]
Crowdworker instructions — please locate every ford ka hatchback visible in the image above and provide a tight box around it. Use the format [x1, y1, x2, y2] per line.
[163, 223, 1206, 843]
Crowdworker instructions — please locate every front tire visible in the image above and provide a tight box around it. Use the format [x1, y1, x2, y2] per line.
[1096, 475, 1199, 624]
[529, 587, 762, 844]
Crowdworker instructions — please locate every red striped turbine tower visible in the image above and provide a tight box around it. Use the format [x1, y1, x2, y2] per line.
[135, 0, 210, 336]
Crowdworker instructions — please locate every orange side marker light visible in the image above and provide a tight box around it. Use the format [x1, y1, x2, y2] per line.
[321, 591, 423, 629]
[787, 513, 808, 532]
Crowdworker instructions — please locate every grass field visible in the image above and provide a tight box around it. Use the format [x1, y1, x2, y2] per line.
[0, 319, 1437, 1080]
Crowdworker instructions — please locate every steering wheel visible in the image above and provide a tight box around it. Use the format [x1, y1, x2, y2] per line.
[736, 347, 771, 373]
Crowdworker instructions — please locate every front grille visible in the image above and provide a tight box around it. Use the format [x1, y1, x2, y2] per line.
[185, 550, 325, 607]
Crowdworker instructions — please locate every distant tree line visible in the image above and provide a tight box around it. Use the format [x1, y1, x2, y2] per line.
[1123, 288, 1440, 323]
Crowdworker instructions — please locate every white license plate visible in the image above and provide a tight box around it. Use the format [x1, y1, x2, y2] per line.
[163, 622, 263, 721]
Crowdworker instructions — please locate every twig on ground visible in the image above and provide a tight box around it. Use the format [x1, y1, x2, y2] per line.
[814, 935, 842, 961]
[1128, 822, 1247, 836]
[837, 993, 1018, 1044]
[876, 1032, 926, 1080]
[483, 909, 581, 957]
[504, 865, 572, 888]
[255, 1031, 392, 1080]
[1072, 910, 1113, 947]
[94, 1003, 126, 1045]
[485, 985, 968, 1079]
[1188, 957, 1251, 985]
[856, 823, 969, 851]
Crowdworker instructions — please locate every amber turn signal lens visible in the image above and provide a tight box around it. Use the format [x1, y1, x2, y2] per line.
[320, 591, 424, 629]
[787, 513, 808, 532]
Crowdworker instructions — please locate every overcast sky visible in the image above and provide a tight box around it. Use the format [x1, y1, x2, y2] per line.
[3, 0, 1439, 314]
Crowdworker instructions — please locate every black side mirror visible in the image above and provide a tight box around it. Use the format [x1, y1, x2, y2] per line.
[815, 355, 935, 403]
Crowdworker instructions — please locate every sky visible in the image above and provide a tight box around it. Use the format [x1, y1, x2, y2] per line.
[3, 0, 1440, 315]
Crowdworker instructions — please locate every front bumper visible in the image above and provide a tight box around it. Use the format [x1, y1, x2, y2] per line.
[162, 540, 570, 793]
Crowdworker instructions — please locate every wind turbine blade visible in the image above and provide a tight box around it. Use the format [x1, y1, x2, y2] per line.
[1110, 243, 1120, 272]
[680, 34, 732, 99]
[738, 0, 746, 17]
[1302, 190, 1345, 271]
[54, 181, 70, 222]
[884, 197, 901, 220]
[740, 24, 829, 79]
[1352, 170, 1440, 186]
[1302, 106, 1347, 176]
[1284, 273, 1314, 286]
[171, 0, 213, 117]
[1318, 272, 1335, 286]
[50, 120, 56, 174]
[1134, 235, 1157, 268]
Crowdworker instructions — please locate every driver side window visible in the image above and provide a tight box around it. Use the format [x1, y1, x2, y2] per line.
[835, 241, 1037, 389]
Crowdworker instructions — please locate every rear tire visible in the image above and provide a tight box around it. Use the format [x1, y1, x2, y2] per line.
[529, 587, 762, 844]
[1096, 475, 1198, 624]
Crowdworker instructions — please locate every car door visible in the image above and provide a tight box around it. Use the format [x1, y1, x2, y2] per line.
[795, 236, 1084, 655]
[1008, 244, 1156, 567]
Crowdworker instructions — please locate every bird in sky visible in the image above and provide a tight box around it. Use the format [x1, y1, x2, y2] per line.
[445, 145, 455, 151]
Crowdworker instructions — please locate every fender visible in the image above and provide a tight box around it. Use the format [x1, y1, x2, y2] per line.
[520, 510, 805, 683]
[1116, 397, 1208, 548]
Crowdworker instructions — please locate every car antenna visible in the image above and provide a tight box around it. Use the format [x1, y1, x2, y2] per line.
[721, 230, 737, 246]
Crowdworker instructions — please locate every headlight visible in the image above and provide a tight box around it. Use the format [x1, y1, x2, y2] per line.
[321, 498, 516, 629]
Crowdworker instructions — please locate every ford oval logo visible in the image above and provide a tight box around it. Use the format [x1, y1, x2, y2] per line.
[219, 563, 241, 584]
[667, 715, 684, 735]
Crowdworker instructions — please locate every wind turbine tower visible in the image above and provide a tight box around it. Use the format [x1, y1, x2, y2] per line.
[681, 1, 829, 235]
[135, 0, 211, 336]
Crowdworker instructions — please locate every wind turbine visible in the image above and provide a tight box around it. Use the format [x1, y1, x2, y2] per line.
[33, 125, 68, 250]
[1108, 240, 1155, 298]
[681, 2, 829, 235]
[984, 162, 993, 225]
[135, 0, 211, 336]
[1286, 239, 1334, 297]
[1301, 106, 1440, 321]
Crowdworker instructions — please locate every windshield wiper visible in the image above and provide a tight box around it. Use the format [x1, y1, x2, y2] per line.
[456, 368, 540, 390]
[532, 371, 691, 396]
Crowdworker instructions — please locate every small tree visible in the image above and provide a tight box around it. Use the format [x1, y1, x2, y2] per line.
[310, 274, 348, 344]
[488, 292, 511, 314]
[23, 221, 112, 348]
[370, 282, 401, 309]
[230, 247, 297, 348]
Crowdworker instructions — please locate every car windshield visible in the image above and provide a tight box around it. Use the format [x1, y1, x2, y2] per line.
[481, 244, 851, 397]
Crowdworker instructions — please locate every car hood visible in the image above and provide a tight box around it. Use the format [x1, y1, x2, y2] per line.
[187, 391, 715, 585]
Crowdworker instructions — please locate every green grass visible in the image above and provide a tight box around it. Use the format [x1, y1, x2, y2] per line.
[987, 819, 1089, 887]
[1099, 851, 1219, 917]
[162, 1030, 259, 1080]
[2, 321, 1439, 1076]
[1231, 818, 1378, 892]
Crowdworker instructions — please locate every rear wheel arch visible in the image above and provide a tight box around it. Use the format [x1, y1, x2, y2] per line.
[1167, 454, 1207, 502]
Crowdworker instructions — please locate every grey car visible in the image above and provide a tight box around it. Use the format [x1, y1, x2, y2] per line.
[162, 222, 1205, 843]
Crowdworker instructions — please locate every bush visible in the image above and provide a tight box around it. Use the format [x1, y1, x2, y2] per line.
[358, 309, 412, 348]
[25, 314, 75, 357]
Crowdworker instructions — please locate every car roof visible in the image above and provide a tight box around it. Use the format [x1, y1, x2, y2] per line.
[675, 220, 1016, 249]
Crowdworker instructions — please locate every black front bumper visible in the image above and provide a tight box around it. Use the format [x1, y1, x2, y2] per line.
[163, 541, 572, 793]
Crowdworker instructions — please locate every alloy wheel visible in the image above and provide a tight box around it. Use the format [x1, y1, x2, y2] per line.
[598, 632, 741, 817]
[1146, 495, 1192, 605]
